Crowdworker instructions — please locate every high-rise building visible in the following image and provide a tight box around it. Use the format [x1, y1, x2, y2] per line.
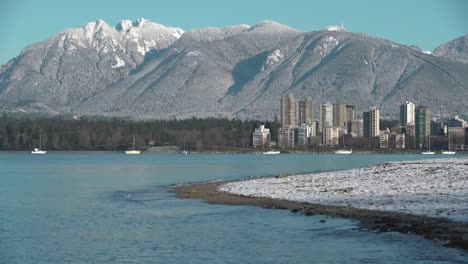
[319, 102, 333, 133]
[349, 119, 363, 138]
[399, 101, 415, 127]
[363, 107, 380, 139]
[333, 102, 346, 128]
[298, 97, 313, 126]
[297, 124, 312, 147]
[415, 106, 431, 149]
[323, 126, 340, 146]
[278, 128, 295, 148]
[252, 125, 270, 148]
[280, 94, 298, 129]
[345, 105, 356, 123]
[310, 121, 317, 137]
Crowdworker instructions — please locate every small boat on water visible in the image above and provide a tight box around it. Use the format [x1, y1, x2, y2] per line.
[421, 135, 435, 155]
[31, 134, 46, 154]
[335, 135, 352, 155]
[31, 148, 46, 154]
[441, 133, 456, 155]
[125, 133, 141, 155]
[262, 150, 280, 155]
[180, 136, 188, 155]
[441, 151, 456, 155]
[335, 149, 352, 155]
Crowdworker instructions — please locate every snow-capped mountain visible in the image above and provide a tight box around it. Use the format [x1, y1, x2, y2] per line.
[0, 18, 183, 112]
[433, 35, 468, 64]
[0, 20, 467, 119]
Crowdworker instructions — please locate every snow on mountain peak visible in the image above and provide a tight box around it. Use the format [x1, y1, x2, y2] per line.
[249, 20, 299, 32]
[116, 19, 133, 31]
[135, 18, 148, 27]
[323, 25, 348, 32]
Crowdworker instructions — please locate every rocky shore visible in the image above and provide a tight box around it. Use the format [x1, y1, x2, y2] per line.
[175, 157, 468, 250]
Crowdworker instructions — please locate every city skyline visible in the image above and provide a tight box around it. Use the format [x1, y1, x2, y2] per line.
[1, 0, 467, 64]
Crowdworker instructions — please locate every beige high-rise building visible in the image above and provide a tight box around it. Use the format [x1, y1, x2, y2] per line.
[319, 102, 333, 133]
[298, 97, 313, 126]
[278, 128, 295, 148]
[333, 102, 346, 128]
[363, 107, 380, 139]
[323, 126, 340, 146]
[280, 94, 298, 129]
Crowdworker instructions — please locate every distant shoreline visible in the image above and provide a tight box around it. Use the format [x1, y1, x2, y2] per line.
[174, 165, 468, 251]
[1, 149, 467, 155]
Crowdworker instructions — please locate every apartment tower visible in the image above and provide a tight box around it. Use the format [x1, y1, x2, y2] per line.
[363, 107, 380, 139]
[415, 106, 431, 149]
[399, 101, 416, 127]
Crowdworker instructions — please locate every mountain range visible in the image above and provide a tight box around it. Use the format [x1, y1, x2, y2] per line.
[1, 19, 467, 120]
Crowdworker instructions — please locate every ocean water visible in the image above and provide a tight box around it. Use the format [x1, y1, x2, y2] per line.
[0, 153, 466, 264]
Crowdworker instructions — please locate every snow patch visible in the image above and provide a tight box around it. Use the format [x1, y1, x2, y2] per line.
[266, 49, 284, 64]
[422, 50, 432, 55]
[112, 56, 125, 68]
[323, 25, 347, 32]
[219, 158, 468, 221]
[364, 59, 368, 65]
[117, 20, 133, 31]
[187, 50, 201, 57]
[171, 29, 183, 39]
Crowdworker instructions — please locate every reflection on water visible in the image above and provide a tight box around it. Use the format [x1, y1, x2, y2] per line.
[0, 153, 466, 263]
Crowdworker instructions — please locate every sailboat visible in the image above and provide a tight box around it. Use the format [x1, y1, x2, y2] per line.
[31, 134, 46, 154]
[335, 134, 352, 155]
[125, 133, 141, 154]
[262, 133, 280, 154]
[181, 136, 188, 155]
[421, 135, 435, 155]
[442, 133, 456, 155]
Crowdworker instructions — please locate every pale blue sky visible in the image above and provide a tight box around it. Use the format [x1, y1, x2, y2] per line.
[1, 0, 467, 64]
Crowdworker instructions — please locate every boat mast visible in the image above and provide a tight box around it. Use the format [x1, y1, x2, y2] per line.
[448, 133, 451, 150]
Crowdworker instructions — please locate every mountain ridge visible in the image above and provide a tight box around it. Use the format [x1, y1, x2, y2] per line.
[1, 19, 467, 120]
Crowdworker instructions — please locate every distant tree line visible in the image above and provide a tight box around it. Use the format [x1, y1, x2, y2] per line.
[0, 114, 279, 151]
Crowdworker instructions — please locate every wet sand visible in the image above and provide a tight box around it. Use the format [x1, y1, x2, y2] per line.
[174, 180, 468, 251]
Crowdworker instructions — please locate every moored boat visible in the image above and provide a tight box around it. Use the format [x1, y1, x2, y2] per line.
[125, 133, 141, 155]
[31, 134, 46, 154]
[335, 149, 352, 155]
[262, 150, 280, 155]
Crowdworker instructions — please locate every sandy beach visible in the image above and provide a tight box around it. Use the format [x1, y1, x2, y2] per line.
[175, 157, 468, 250]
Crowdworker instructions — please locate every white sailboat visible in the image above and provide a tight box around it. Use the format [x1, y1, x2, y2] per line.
[442, 133, 456, 155]
[335, 134, 352, 155]
[125, 133, 141, 154]
[421, 135, 435, 155]
[262, 133, 279, 154]
[262, 150, 280, 155]
[31, 134, 46, 154]
[181, 136, 188, 155]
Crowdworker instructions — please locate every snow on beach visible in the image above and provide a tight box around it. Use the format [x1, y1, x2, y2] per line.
[219, 157, 468, 221]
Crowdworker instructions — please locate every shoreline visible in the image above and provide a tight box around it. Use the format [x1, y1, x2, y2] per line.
[175, 180, 468, 251]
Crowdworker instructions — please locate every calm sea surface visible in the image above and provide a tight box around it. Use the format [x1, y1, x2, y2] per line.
[0, 153, 466, 263]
